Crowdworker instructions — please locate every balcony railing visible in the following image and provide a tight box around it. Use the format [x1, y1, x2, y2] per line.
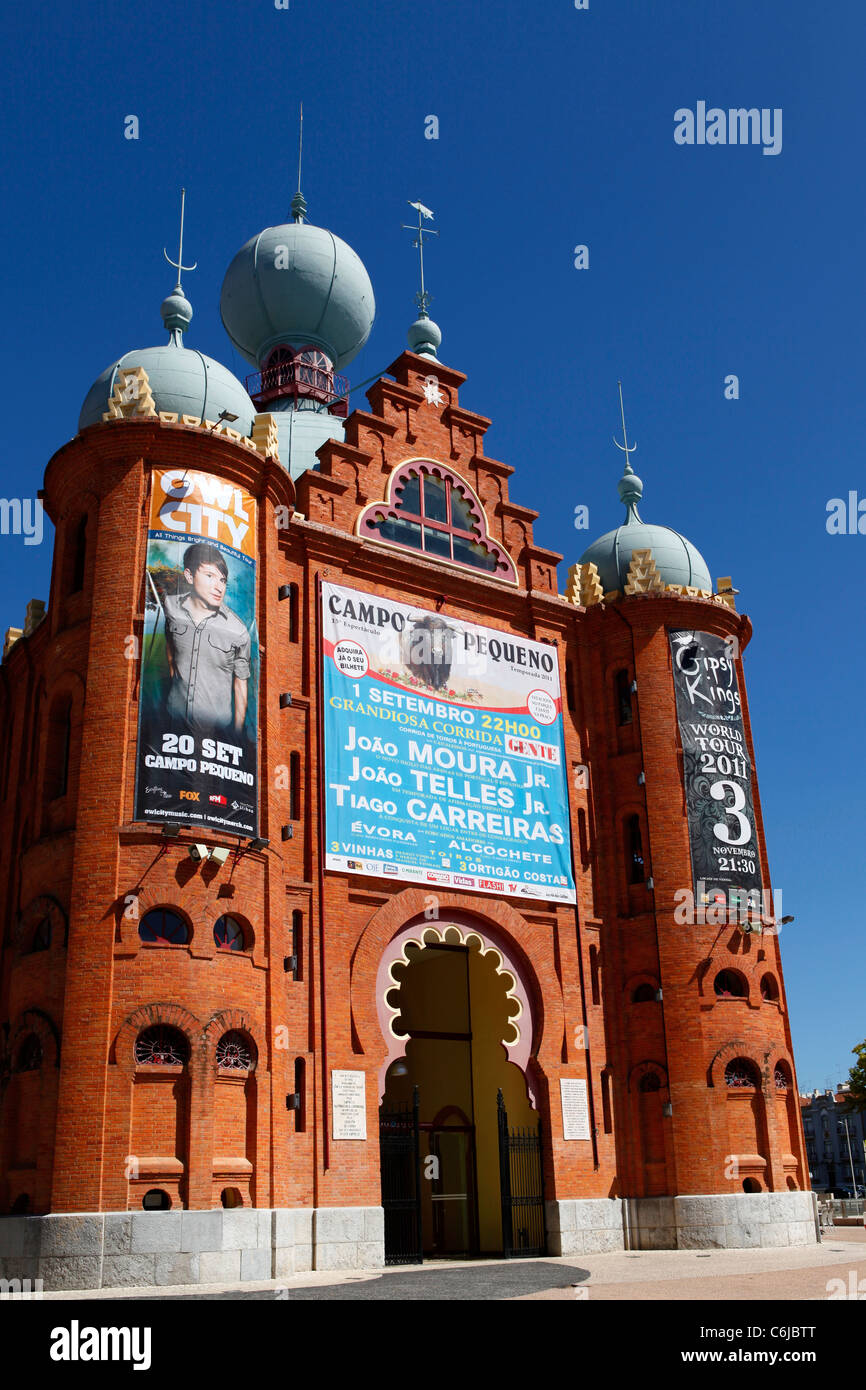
[245, 360, 349, 417]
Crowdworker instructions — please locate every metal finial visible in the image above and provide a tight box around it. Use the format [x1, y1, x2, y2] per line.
[291, 103, 306, 222]
[402, 201, 439, 316]
[163, 188, 197, 291]
[613, 380, 637, 471]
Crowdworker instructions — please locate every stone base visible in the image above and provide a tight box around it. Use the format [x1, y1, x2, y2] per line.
[626, 1192, 820, 1250]
[0, 1206, 385, 1291]
[545, 1198, 625, 1255]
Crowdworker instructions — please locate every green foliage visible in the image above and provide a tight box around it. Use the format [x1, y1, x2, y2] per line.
[845, 1043, 866, 1113]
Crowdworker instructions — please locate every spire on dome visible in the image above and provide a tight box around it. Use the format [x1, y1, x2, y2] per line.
[403, 200, 441, 359]
[291, 102, 307, 223]
[161, 188, 196, 344]
[613, 380, 643, 522]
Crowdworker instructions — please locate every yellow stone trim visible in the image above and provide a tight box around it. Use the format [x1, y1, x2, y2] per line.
[624, 547, 664, 596]
[252, 413, 280, 460]
[102, 366, 157, 421]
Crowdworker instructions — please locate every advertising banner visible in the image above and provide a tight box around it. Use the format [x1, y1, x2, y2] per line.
[669, 629, 763, 903]
[134, 468, 259, 837]
[322, 582, 576, 903]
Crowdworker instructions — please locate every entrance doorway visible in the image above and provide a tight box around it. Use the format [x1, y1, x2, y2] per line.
[379, 932, 540, 1260]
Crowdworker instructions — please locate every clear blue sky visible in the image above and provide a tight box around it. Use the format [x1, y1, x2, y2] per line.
[0, 0, 862, 1093]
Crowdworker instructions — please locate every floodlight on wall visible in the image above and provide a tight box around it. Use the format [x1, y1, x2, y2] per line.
[637, 771, 646, 785]
[278, 584, 293, 601]
[286, 1093, 301, 1111]
[209, 846, 230, 866]
[209, 410, 238, 431]
[249, 837, 269, 852]
[630, 680, 638, 694]
[279, 692, 293, 708]
[646, 877, 654, 891]
[162, 825, 182, 839]
[188, 843, 209, 861]
[281, 825, 294, 841]
[663, 1102, 673, 1117]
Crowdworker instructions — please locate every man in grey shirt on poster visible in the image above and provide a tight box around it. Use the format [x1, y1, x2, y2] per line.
[163, 542, 251, 740]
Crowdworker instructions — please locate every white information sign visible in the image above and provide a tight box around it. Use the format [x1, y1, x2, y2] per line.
[560, 1078, 591, 1141]
[331, 1069, 367, 1140]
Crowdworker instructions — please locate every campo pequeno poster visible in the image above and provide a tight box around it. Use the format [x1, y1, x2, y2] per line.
[322, 582, 575, 903]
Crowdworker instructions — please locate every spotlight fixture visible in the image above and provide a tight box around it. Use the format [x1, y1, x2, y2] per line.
[637, 771, 646, 785]
[279, 692, 293, 708]
[662, 1102, 673, 1117]
[286, 1093, 300, 1111]
[278, 584, 293, 600]
[630, 680, 638, 694]
[209, 846, 230, 866]
[188, 843, 209, 861]
[281, 825, 294, 841]
[209, 410, 239, 431]
[249, 837, 269, 852]
[645, 877, 654, 891]
[779, 915, 795, 925]
[162, 825, 182, 838]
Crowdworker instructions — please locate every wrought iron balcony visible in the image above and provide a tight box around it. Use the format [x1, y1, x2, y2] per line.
[245, 359, 349, 417]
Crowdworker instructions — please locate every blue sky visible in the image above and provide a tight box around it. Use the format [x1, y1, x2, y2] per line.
[0, 0, 862, 1093]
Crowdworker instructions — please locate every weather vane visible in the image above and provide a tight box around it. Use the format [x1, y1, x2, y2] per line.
[291, 103, 307, 221]
[163, 187, 197, 292]
[402, 201, 439, 315]
[613, 379, 637, 471]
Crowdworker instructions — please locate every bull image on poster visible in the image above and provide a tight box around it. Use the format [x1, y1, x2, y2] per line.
[669, 629, 763, 904]
[134, 469, 259, 837]
[322, 582, 576, 904]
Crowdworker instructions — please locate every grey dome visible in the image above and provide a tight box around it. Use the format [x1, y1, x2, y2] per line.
[79, 341, 256, 434]
[220, 220, 375, 370]
[580, 467, 712, 592]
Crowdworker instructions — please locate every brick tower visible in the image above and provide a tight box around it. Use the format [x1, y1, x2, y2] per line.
[0, 197, 815, 1290]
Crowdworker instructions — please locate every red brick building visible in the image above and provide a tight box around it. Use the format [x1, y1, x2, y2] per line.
[0, 198, 816, 1289]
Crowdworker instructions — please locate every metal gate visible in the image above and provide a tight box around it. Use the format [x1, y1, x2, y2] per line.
[497, 1088, 547, 1257]
[379, 1086, 423, 1265]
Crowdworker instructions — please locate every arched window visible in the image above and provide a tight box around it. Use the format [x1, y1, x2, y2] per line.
[724, 1058, 760, 1089]
[44, 696, 72, 801]
[142, 1189, 171, 1210]
[760, 974, 780, 1002]
[625, 815, 644, 885]
[220, 1187, 243, 1208]
[216, 1031, 256, 1072]
[30, 917, 51, 953]
[294, 1056, 306, 1132]
[742, 1177, 761, 1193]
[213, 915, 246, 952]
[615, 670, 633, 726]
[639, 1073, 662, 1093]
[15, 1034, 43, 1072]
[291, 909, 303, 981]
[358, 462, 517, 581]
[70, 516, 88, 594]
[134, 1026, 190, 1067]
[774, 1064, 791, 1091]
[632, 983, 657, 1003]
[714, 970, 747, 999]
[139, 908, 189, 945]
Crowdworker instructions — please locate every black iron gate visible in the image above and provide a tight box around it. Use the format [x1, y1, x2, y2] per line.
[497, 1089, 547, 1257]
[379, 1085, 423, 1265]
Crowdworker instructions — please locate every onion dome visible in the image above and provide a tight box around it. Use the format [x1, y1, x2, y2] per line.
[219, 198, 375, 371]
[79, 288, 256, 435]
[579, 461, 712, 593]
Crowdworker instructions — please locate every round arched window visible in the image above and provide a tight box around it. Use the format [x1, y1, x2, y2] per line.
[16, 1034, 43, 1072]
[31, 918, 51, 952]
[214, 915, 245, 952]
[139, 909, 189, 945]
[761, 974, 780, 1002]
[216, 1031, 256, 1072]
[632, 983, 657, 1003]
[134, 1026, 190, 1067]
[724, 1058, 760, 1089]
[142, 1189, 171, 1210]
[714, 970, 746, 999]
[639, 1073, 662, 1093]
[774, 1065, 791, 1091]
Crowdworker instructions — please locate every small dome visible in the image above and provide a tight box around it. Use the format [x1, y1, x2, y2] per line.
[79, 343, 257, 434]
[79, 289, 256, 435]
[580, 466, 712, 593]
[220, 219, 375, 370]
[408, 314, 442, 359]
